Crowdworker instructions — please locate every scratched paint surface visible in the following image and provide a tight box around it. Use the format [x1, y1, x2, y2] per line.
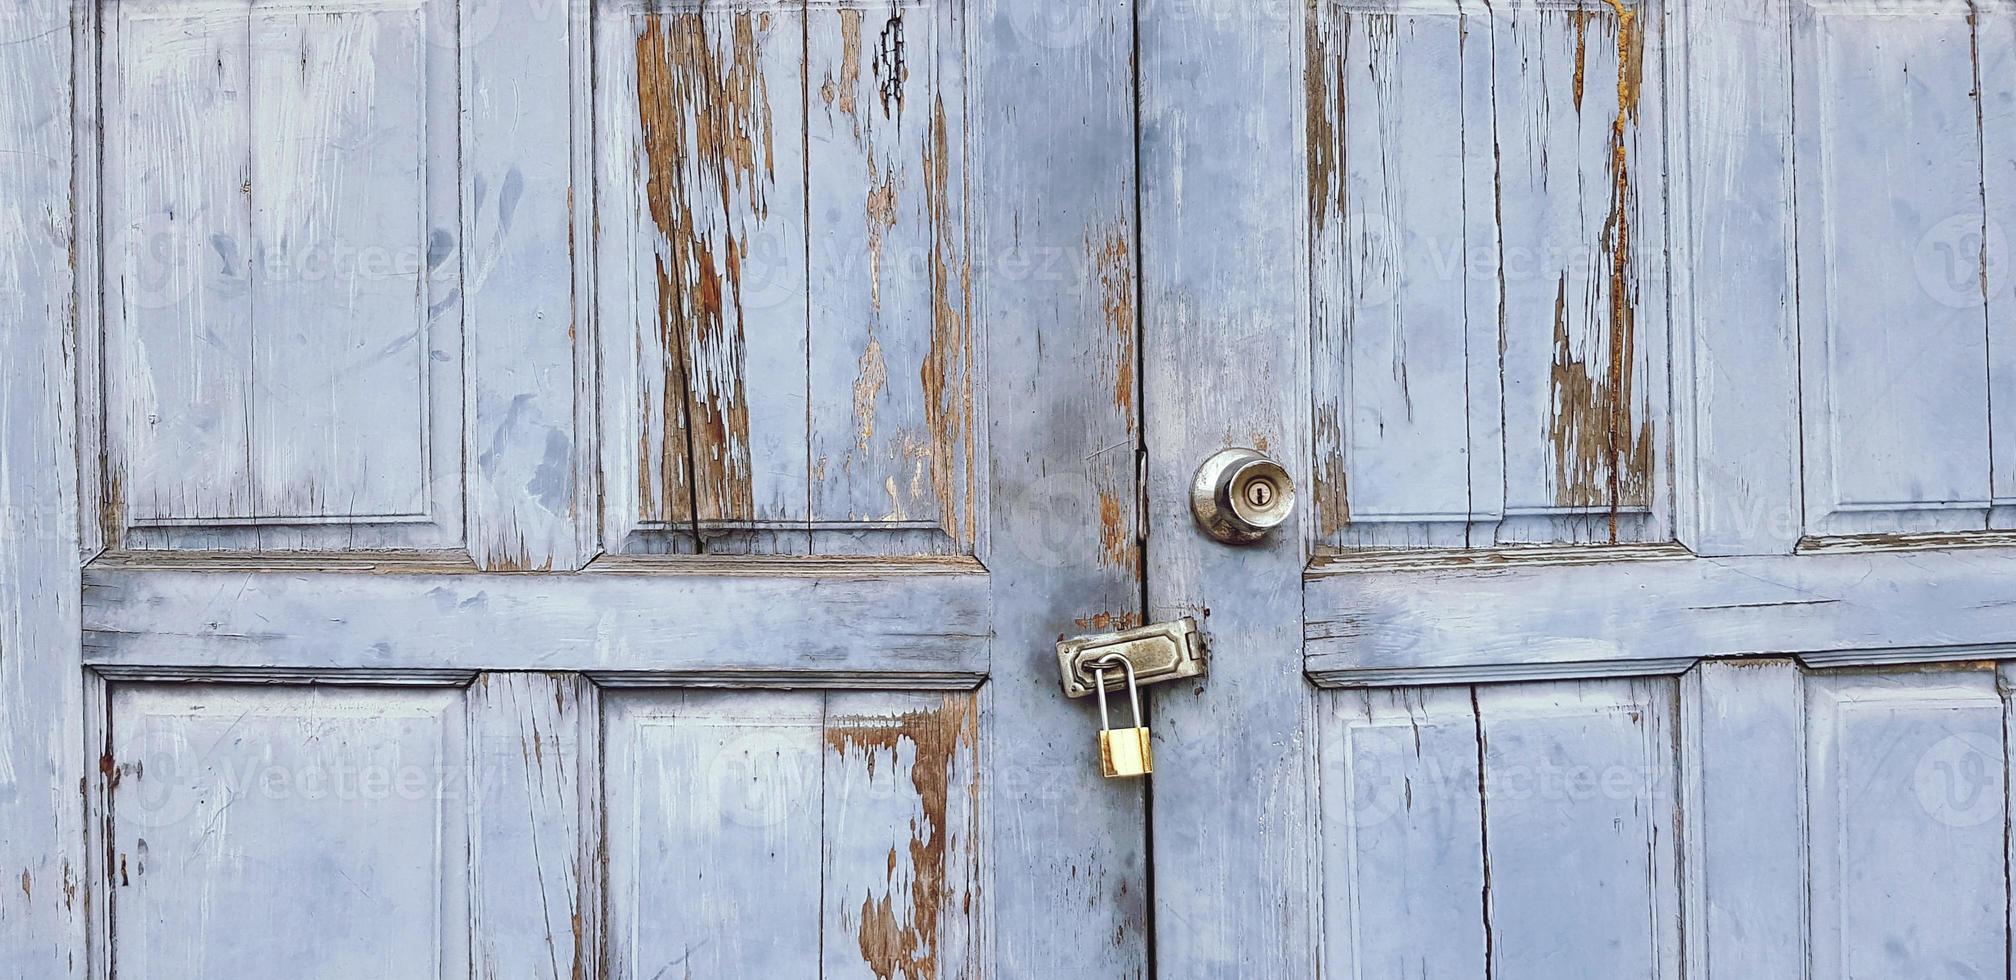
[105, 685, 471, 979]
[1308, 0, 1669, 550]
[95, 0, 467, 554]
[604, 690, 981, 980]
[101, 0, 464, 551]
[602, 0, 976, 556]
[1318, 678, 1684, 978]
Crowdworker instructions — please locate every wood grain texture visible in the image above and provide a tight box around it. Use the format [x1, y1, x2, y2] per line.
[974, 0, 1148, 974]
[82, 561, 991, 681]
[595, 0, 979, 558]
[1140, 0, 1317, 973]
[469, 673, 600, 980]
[104, 684, 471, 979]
[462, 0, 597, 570]
[1308, 0, 1670, 551]
[1308, 546, 2016, 685]
[0, 1, 86, 973]
[1678, 659, 1808, 980]
[1318, 687, 1488, 980]
[603, 689, 979, 980]
[604, 690, 825, 978]
[1319, 679, 1682, 979]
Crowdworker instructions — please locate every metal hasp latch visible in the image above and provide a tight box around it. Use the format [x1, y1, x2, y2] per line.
[1057, 618, 1206, 699]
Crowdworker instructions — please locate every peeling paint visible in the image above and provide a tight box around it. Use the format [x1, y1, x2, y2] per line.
[920, 97, 975, 547]
[827, 696, 979, 980]
[634, 11, 773, 525]
[1547, 2, 1650, 539]
[1091, 223, 1137, 420]
[855, 336, 888, 452]
[1098, 490, 1132, 570]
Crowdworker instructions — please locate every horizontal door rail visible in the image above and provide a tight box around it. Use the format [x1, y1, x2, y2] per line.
[1307, 546, 2016, 687]
[85, 558, 990, 687]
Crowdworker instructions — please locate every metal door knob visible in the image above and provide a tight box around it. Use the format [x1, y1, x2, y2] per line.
[1191, 448, 1296, 544]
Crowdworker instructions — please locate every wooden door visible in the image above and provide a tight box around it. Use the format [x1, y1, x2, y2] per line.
[1143, 0, 2016, 977]
[0, 1, 1151, 977]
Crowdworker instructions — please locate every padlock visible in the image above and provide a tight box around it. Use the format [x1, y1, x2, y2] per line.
[1091, 653, 1153, 779]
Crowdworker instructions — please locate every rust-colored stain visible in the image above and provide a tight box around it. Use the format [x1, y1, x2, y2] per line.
[827, 695, 979, 980]
[921, 97, 976, 547]
[1548, 1, 1650, 539]
[1074, 611, 1145, 632]
[1097, 490, 1133, 570]
[635, 12, 772, 525]
[1091, 223, 1137, 419]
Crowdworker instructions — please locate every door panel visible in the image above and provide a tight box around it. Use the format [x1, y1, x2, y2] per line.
[1805, 667, 2011, 978]
[595, 0, 977, 558]
[1793, 1, 2015, 538]
[604, 690, 981, 979]
[1317, 663, 2016, 979]
[1308, 0, 1671, 550]
[1320, 681, 1683, 980]
[100, 0, 466, 551]
[106, 684, 472, 980]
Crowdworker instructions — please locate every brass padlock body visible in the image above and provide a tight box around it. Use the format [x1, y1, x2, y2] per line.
[1100, 726, 1154, 779]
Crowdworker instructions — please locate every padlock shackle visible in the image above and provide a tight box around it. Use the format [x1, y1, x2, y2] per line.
[1088, 652, 1144, 733]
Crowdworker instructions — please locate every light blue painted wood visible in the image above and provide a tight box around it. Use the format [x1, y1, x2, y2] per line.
[1139, 0, 1318, 976]
[462, 0, 596, 570]
[107, 685, 471, 979]
[1679, 660, 1809, 980]
[0, 1, 86, 974]
[1476, 679, 1682, 980]
[1794, 0, 1998, 539]
[604, 690, 828, 979]
[470, 673, 600, 980]
[1670, 0, 1804, 557]
[1805, 667, 2010, 979]
[1319, 687, 1488, 980]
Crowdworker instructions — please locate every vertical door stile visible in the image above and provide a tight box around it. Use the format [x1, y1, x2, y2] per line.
[462, 0, 598, 571]
[1678, 660, 1809, 980]
[1140, 1, 1318, 976]
[0, 0, 87, 975]
[468, 673, 601, 980]
[979, 0, 1151, 975]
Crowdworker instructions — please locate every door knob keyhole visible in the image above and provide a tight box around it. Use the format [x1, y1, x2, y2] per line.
[1192, 448, 1296, 544]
